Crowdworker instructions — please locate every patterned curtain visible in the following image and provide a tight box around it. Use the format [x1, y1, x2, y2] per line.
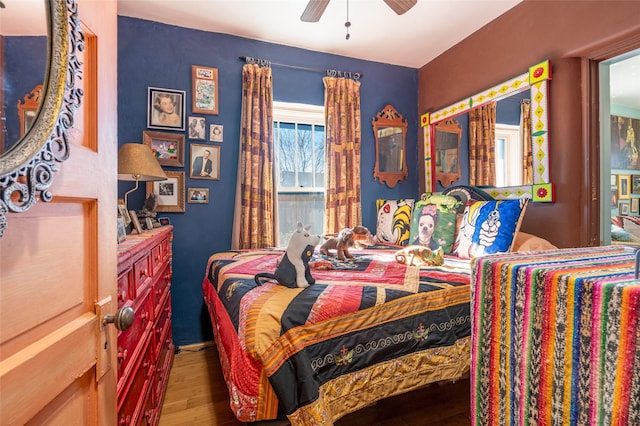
[521, 100, 533, 185]
[231, 64, 275, 249]
[323, 76, 362, 234]
[468, 102, 496, 186]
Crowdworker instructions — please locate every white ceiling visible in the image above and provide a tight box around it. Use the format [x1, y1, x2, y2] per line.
[116, 0, 523, 68]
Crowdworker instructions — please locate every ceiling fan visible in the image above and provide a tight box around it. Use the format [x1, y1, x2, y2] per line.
[301, 0, 417, 22]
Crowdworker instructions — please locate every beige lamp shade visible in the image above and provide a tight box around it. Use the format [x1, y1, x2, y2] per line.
[118, 143, 168, 182]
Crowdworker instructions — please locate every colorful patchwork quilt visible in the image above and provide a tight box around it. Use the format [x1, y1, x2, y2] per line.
[202, 246, 472, 424]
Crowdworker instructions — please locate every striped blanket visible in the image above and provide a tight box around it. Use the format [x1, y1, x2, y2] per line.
[471, 246, 640, 425]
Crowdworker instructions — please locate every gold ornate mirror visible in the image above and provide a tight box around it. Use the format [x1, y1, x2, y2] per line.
[372, 104, 408, 188]
[0, 0, 84, 237]
[434, 118, 461, 187]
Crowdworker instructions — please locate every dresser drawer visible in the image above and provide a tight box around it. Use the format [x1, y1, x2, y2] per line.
[153, 295, 172, 357]
[153, 324, 174, 409]
[152, 263, 171, 315]
[117, 271, 132, 308]
[117, 288, 153, 388]
[118, 340, 154, 426]
[133, 254, 152, 294]
[150, 243, 163, 276]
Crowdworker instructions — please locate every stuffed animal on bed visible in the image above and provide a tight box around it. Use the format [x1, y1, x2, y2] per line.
[319, 225, 372, 261]
[394, 245, 444, 267]
[254, 221, 321, 288]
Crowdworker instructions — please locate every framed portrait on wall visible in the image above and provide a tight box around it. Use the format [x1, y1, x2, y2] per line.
[618, 174, 631, 199]
[209, 124, 223, 142]
[188, 116, 207, 140]
[187, 187, 209, 204]
[147, 87, 186, 131]
[146, 170, 185, 212]
[632, 198, 639, 214]
[619, 200, 630, 216]
[190, 144, 220, 180]
[192, 65, 219, 115]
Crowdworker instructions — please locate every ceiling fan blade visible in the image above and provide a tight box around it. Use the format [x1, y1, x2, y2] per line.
[383, 0, 417, 15]
[301, 0, 330, 22]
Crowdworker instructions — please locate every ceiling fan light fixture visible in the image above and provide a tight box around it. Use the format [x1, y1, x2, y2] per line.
[301, 0, 330, 22]
[383, 0, 417, 15]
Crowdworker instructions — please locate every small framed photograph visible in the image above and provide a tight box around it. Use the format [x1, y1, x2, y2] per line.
[209, 124, 223, 142]
[619, 200, 630, 216]
[142, 130, 184, 167]
[611, 174, 618, 187]
[188, 187, 209, 204]
[129, 210, 144, 234]
[190, 144, 220, 180]
[148, 87, 186, 131]
[632, 198, 639, 214]
[611, 188, 619, 208]
[146, 170, 185, 212]
[188, 116, 207, 140]
[618, 174, 631, 199]
[192, 65, 219, 115]
[117, 217, 127, 243]
[144, 217, 154, 230]
[631, 175, 640, 194]
[158, 217, 170, 226]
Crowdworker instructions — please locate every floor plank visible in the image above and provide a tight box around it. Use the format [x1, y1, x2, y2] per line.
[159, 345, 471, 425]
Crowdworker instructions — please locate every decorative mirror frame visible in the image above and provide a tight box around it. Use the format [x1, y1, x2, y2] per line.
[372, 104, 408, 188]
[434, 118, 462, 187]
[0, 0, 84, 237]
[421, 60, 554, 202]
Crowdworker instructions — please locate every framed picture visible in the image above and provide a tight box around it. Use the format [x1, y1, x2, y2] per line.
[192, 65, 219, 115]
[632, 175, 640, 194]
[129, 210, 144, 234]
[190, 144, 220, 180]
[158, 217, 171, 226]
[188, 116, 206, 140]
[146, 170, 185, 212]
[632, 198, 639, 214]
[144, 217, 154, 230]
[618, 174, 631, 199]
[611, 188, 618, 208]
[117, 217, 127, 243]
[148, 87, 186, 131]
[143, 130, 184, 167]
[117, 199, 133, 233]
[188, 187, 209, 204]
[619, 200, 630, 216]
[209, 124, 223, 142]
[611, 174, 618, 187]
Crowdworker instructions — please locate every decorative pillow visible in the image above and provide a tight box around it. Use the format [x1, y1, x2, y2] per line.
[512, 231, 557, 252]
[611, 224, 634, 242]
[452, 199, 529, 259]
[375, 199, 415, 246]
[409, 194, 460, 254]
[442, 185, 495, 214]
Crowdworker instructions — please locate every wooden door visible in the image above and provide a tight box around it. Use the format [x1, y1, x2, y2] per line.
[0, 0, 118, 424]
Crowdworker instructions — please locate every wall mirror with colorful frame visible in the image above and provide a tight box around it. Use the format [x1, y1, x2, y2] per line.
[422, 60, 554, 202]
[372, 104, 408, 188]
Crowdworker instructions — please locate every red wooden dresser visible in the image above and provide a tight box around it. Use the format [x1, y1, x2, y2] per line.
[117, 226, 174, 425]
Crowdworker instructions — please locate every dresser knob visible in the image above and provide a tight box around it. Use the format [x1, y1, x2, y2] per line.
[103, 306, 135, 331]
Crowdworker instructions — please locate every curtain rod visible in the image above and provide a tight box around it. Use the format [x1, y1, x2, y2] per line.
[239, 56, 362, 80]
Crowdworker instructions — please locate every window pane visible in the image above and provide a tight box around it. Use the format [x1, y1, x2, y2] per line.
[277, 192, 324, 246]
[297, 124, 313, 187]
[314, 126, 325, 186]
[277, 122, 296, 187]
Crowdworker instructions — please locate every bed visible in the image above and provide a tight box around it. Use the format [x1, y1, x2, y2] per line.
[202, 246, 472, 424]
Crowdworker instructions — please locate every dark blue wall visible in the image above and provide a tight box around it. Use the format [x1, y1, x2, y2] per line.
[3, 36, 47, 149]
[118, 17, 419, 345]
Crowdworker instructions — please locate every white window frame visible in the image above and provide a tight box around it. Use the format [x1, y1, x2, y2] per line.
[273, 101, 325, 193]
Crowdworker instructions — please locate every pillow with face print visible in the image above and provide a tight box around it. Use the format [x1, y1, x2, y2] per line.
[408, 194, 460, 254]
[375, 199, 415, 246]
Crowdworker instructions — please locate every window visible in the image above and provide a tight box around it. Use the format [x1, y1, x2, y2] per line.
[273, 102, 325, 245]
[494, 123, 522, 187]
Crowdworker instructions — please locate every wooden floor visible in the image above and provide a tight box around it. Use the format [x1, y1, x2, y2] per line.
[159, 345, 471, 425]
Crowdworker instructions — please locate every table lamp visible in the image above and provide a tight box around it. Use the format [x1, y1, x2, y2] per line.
[118, 143, 167, 211]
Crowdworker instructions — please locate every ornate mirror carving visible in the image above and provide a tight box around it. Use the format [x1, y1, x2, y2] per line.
[372, 104, 408, 188]
[0, 0, 84, 237]
[434, 118, 461, 187]
[422, 60, 553, 202]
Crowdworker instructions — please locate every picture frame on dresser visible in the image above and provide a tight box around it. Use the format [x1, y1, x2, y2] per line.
[117, 217, 127, 243]
[147, 170, 186, 212]
[129, 210, 144, 234]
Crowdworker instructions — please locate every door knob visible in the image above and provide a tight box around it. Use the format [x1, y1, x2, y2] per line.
[103, 306, 135, 331]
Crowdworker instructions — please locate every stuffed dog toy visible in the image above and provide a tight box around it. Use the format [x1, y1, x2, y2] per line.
[319, 225, 372, 261]
[255, 221, 321, 288]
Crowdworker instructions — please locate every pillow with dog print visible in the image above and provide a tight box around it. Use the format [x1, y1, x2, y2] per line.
[408, 194, 460, 254]
[452, 198, 529, 259]
[375, 199, 415, 246]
